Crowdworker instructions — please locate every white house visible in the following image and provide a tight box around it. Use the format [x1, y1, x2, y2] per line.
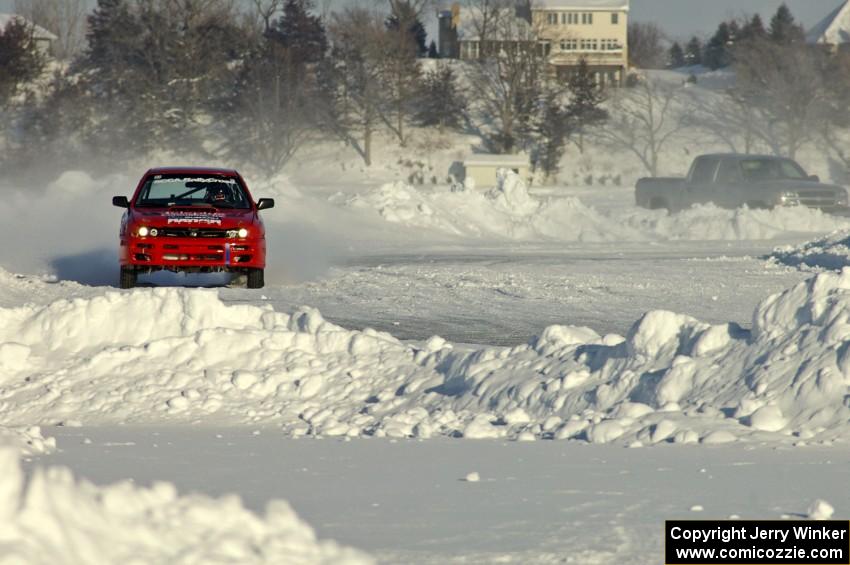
[0, 13, 57, 56]
[807, 0, 850, 49]
[438, 0, 629, 85]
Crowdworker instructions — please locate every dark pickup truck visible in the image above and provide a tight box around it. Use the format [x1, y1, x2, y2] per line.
[636, 154, 849, 214]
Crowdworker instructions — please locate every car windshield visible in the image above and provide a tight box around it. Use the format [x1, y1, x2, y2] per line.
[135, 175, 251, 209]
[739, 158, 807, 181]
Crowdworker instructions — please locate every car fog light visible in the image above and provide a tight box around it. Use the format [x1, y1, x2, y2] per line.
[138, 226, 149, 237]
[238, 228, 249, 238]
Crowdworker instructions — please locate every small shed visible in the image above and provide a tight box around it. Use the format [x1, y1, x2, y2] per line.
[463, 154, 531, 189]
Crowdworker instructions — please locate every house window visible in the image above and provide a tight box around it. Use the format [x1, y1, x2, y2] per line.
[581, 13, 593, 25]
[612, 13, 619, 24]
[547, 13, 557, 25]
[560, 39, 577, 51]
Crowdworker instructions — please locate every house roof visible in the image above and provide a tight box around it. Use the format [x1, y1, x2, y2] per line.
[533, 0, 630, 11]
[0, 14, 58, 41]
[464, 154, 530, 167]
[807, 0, 850, 45]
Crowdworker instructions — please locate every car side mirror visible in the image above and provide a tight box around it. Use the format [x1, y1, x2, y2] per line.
[808, 174, 820, 182]
[257, 198, 275, 210]
[113, 196, 130, 208]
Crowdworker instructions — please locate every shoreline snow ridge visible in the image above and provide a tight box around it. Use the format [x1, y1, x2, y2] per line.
[335, 171, 850, 242]
[2, 268, 850, 445]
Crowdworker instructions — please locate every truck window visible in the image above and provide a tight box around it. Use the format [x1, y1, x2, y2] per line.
[716, 159, 743, 184]
[690, 157, 720, 184]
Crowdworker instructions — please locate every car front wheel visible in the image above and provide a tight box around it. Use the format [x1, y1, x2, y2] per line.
[246, 268, 264, 289]
[119, 266, 137, 289]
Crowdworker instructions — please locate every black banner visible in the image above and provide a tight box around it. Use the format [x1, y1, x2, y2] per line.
[666, 520, 850, 564]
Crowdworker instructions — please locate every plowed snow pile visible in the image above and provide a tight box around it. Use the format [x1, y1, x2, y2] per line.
[0, 426, 54, 456]
[4, 268, 850, 445]
[770, 230, 850, 270]
[0, 449, 370, 565]
[336, 170, 850, 241]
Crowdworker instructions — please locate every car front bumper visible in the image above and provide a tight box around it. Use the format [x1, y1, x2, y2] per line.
[120, 236, 266, 271]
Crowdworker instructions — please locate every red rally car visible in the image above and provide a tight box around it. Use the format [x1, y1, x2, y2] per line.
[113, 167, 274, 289]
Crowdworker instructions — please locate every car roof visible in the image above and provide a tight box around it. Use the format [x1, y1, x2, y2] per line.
[146, 166, 240, 176]
[698, 153, 787, 161]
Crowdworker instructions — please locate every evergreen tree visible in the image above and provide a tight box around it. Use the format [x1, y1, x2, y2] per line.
[740, 14, 766, 42]
[385, 0, 427, 56]
[704, 22, 732, 69]
[685, 36, 703, 66]
[427, 40, 438, 59]
[269, 0, 328, 66]
[0, 17, 46, 106]
[769, 3, 805, 44]
[416, 63, 466, 131]
[534, 89, 571, 181]
[668, 42, 686, 68]
[567, 58, 608, 154]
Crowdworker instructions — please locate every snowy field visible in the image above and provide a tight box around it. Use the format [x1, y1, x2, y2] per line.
[3, 158, 850, 563]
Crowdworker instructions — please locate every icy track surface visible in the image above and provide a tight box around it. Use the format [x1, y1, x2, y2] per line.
[0, 448, 370, 565]
[6, 269, 850, 445]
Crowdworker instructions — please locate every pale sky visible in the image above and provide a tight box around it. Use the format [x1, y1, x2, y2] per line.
[0, 0, 844, 41]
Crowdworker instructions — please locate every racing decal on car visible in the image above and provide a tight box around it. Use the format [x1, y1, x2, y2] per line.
[165, 211, 225, 226]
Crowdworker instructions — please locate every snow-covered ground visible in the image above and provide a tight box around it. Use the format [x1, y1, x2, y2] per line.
[34, 428, 850, 565]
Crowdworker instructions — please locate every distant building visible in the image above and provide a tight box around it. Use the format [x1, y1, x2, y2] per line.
[438, 0, 629, 86]
[463, 154, 531, 188]
[0, 13, 57, 56]
[807, 0, 850, 50]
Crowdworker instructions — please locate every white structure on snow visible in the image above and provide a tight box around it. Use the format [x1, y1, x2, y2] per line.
[463, 154, 531, 188]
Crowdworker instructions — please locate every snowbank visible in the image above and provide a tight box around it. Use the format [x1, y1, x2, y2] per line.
[0, 427, 54, 456]
[770, 230, 850, 270]
[0, 449, 370, 565]
[336, 171, 850, 242]
[5, 270, 850, 445]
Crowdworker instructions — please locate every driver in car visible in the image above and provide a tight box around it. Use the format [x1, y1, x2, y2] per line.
[207, 185, 232, 205]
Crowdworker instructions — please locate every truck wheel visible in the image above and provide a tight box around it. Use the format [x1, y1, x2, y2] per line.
[246, 268, 264, 289]
[649, 197, 670, 212]
[119, 266, 137, 289]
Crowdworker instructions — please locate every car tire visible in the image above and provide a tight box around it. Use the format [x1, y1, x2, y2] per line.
[247, 268, 264, 289]
[119, 266, 137, 289]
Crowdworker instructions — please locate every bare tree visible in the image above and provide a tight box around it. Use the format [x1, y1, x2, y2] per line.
[732, 38, 831, 159]
[595, 77, 685, 176]
[15, 0, 87, 60]
[628, 22, 666, 69]
[818, 52, 850, 181]
[250, 0, 283, 32]
[465, 6, 547, 152]
[327, 7, 388, 166]
[683, 86, 761, 154]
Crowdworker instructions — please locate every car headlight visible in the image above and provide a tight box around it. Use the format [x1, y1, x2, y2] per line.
[238, 228, 249, 238]
[138, 226, 149, 237]
[779, 191, 800, 206]
[149, 228, 158, 237]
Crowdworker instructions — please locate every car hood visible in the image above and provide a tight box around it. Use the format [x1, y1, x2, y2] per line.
[132, 207, 256, 229]
[755, 179, 846, 193]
